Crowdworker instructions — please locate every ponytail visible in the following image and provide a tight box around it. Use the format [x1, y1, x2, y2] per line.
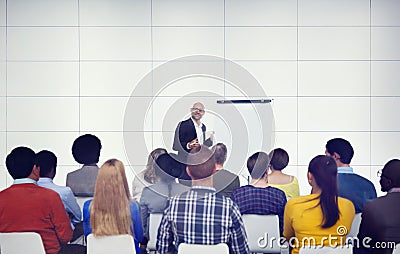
[308, 155, 339, 228]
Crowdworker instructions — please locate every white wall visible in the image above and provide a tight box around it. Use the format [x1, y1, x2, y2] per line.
[1, 0, 399, 196]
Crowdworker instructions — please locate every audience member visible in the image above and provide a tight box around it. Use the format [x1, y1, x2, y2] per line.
[231, 151, 287, 233]
[325, 138, 377, 213]
[0, 147, 78, 254]
[83, 159, 143, 254]
[283, 155, 355, 254]
[355, 159, 400, 254]
[66, 134, 102, 197]
[212, 143, 240, 197]
[131, 148, 167, 200]
[37, 150, 83, 241]
[268, 148, 300, 198]
[139, 153, 189, 253]
[156, 145, 249, 254]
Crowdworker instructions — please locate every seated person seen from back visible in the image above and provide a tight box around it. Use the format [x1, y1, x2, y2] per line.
[0, 147, 81, 254]
[325, 138, 377, 213]
[230, 151, 287, 233]
[212, 143, 240, 197]
[156, 145, 249, 254]
[139, 153, 189, 252]
[355, 159, 400, 254]
[131, 148, 167, 200]
[36, 150, 83, 241]
[83, 159, 143, 254]
[66, 134, 102, 197]
[268, 148, 300, 198]
[283, 155, 355, 254]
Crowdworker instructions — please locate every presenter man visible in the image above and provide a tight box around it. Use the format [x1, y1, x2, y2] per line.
[173, 102, 214, 184]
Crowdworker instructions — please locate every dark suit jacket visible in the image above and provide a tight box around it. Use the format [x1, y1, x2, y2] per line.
[172, 118, 213, 185]
[355, 192, 400, 254]
[172, 118, 212, 156]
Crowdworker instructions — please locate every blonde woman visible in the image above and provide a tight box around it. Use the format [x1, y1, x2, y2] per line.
[131, 148, 167, 200]
[83, 159, 143, 254]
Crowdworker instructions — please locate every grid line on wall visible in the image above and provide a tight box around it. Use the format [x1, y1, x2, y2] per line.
[4, 0, 8, 187]
[1, 1, 400, 194]
[296, 0, 299, 176]
[369, 0, 372, 179]
[78, 0, 81, 134]
[150, 0, 154, 148]
[223, 0, 226, 98]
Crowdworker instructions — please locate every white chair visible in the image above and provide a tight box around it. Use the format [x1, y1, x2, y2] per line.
[75, 197, 92, 213]
[87, 234, 136, 254]
[177, 243, 229, 254]
[242, 214, 285, 253]
[393, 243, 400, 254]
[299, 245, 352, 254]
[147, 213, 163, 251]
[347, 213, 362, 239]
[0, 232, 46, 254]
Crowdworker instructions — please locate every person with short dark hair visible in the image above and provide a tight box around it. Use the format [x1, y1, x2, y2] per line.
[37, 150, 83, 241]
[325, 138, 377, 213]
[268, 148, 300, 198]
[156, 146, 249, 254]
[231, 152, 287, 233]
[283, 155, 355, 254]
[212, 143, 240, 197]
[355, 159, 400, 254]
[0, 147, 74, 254]
[66, 134, 102, 196]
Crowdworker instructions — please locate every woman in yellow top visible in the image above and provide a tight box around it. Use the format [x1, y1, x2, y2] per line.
[283, 155, 355, 254]
[268, 148, 300, 198]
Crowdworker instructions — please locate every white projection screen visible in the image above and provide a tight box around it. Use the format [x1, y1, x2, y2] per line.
[123, 56, 275, 186]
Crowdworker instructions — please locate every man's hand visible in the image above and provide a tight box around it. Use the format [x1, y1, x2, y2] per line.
[187, 138, 199, 149]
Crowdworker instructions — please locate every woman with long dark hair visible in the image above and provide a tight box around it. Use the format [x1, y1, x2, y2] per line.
[283, 155, 355, 254]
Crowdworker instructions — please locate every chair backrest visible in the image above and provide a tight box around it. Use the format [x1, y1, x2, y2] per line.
[147, 213, 163, 251]
[242, 214, 282, 253]
[177, 243, 229, 254]
[346, 213, 362, 239]
[87, 234, 135, 254]
[75, 197, 92, 209]
[299, 245, 352, 254]
[393, 243, 400, 254]
[0, 232, 46, 254]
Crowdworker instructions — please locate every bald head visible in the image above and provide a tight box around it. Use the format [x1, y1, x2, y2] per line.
[190, 102, 205, 122]
[193, 102, 204, 109]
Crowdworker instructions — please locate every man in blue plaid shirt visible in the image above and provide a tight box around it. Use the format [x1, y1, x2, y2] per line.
[156, 145, 249, 254]
[230, 152, 287, 233]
